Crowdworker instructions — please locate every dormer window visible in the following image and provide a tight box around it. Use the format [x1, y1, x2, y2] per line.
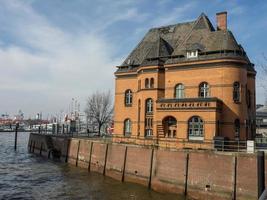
[187, 50, 198, 59]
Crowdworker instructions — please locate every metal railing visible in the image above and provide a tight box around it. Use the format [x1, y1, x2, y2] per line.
[111, 135, 249, 152]
[32, 124, 267, 153]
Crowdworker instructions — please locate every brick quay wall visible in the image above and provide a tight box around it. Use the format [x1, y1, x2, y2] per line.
[28, 133, 261, 200]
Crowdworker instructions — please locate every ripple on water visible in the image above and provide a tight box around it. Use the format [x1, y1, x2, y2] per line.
[0, 132, 185, 200]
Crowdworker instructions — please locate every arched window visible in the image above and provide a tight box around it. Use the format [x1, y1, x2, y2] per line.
[125, 89, 132, 106]
[146, 98, 153, 113]
[233, 82, 240, 103]
[234, 119, 240, 139]
[124, 119, 132, 136]
[175, 83, 184, 99]
[150, 78, 154, 88]
[145, 78, 149, 88]
[199, 82, 209, 98]
[162, 116, 177, 138]
[188, 116, 204, 140]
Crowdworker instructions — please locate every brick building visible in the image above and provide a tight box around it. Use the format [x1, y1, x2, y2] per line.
[114, 12, 256, 148]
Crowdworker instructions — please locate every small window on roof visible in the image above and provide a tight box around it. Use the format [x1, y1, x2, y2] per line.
[187, 50, 198, 58]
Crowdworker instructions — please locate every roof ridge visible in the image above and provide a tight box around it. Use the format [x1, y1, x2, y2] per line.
[171, 13, 214, 54]
[157, 35, 161, 57]
[121, 29, 152, 65]
[150, 20, 195, 30]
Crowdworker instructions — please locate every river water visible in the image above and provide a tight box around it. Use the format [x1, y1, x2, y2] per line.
[0, 132, 185, 200]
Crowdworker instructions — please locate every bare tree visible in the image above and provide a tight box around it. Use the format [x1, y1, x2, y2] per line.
[258, 54, 267, 99]
[85, 91, 113, 136]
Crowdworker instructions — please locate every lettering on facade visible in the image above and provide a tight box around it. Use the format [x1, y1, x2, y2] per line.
[159, 102, 211, 109]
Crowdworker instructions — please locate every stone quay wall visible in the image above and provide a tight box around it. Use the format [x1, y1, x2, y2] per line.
[28, 133, 261, 200]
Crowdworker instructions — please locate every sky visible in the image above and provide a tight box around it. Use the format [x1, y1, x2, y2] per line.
[0, 0, 267, 118]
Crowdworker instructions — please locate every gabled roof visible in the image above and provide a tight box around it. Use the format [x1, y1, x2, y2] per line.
[118, 13, 253, 72]
[121, 20, 194, 66]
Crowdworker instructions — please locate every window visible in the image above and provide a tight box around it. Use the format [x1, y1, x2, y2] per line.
[145, 118, 153, 127]
[188, 116, 204, 140]
[234, 119, 240, 140]
[138, 80, 141, 90]
[145, 78, 149, 88]
[162, 116, 177, 138]
[187, 50, 198, 58]
[145, 117, 153, 137]
[150, 78, 154, 88]
[175, 83, 184, 98]
[124, 119, 132, 136]
[199, 82, 209, 98]
[233, 82, 240, 103]
[146, 98, 153, 113]
[125, 90, 133, 106]
[145, 98, 153, 138]
[145, 129, 153, 137]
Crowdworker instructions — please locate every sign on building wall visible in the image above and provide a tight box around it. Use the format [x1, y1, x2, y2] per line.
[247, 140, 254, 153]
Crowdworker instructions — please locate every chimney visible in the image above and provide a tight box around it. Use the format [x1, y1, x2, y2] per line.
[216, 11, 227, 30]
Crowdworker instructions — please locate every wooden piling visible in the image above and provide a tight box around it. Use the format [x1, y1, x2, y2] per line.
[14, 123, 18, 150]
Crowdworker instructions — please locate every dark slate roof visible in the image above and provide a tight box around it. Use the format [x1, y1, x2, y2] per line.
[121, 20, 194, 66]
[117, 13, 254, 72]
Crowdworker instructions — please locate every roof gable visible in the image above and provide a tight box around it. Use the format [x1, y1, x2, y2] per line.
[121, 21, 194, 66]
[118, 12, 250, 70]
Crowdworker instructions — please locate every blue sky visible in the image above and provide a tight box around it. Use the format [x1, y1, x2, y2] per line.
[0, 0, 267, 118]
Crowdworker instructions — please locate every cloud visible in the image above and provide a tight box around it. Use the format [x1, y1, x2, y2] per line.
[149, 2, 197, 27]
[0, 1, 122, 116]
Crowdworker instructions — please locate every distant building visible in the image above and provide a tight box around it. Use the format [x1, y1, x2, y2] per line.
[114, 12, 256, 148]
[256, 103, 267, 136]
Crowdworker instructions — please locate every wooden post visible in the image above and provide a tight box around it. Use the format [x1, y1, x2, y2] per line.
[121, 146, 128, 182]
[14, 123, 19, 151]
[184, 153, 189, 196]
[32, 141, 36, 153]
[65, 139, 70, 163]
[148, 148, 154, 189]
[258, 151, 265, 198]
[103, 144, 109, 175]
[88, 142, 94, 172]
[40, 143, 43, 156]
[29, 140, 32, 152]
[232, 155, 237, 200]
[76, 140, 81, 167]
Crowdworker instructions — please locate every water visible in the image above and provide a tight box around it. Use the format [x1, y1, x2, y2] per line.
[0, 132, 184, 200]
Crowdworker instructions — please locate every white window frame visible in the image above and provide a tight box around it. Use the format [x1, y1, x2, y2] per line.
[146, 98, 153, 113]
[125, 90, 132, 105]
[188, 116, 204, 141]
[124, 119, 132, 135]
[145, 129, 153, 137]
[199, 82, 209, 98]
[187, 50, 198, 59]
[175, 83, 185, 99]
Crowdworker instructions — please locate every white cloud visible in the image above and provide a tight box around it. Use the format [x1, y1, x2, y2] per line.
[0, 1, 122, 116]
[150, 2, 197, 27]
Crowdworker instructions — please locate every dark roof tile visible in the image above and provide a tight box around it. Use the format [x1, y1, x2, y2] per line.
[118, 13, 253, 72]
